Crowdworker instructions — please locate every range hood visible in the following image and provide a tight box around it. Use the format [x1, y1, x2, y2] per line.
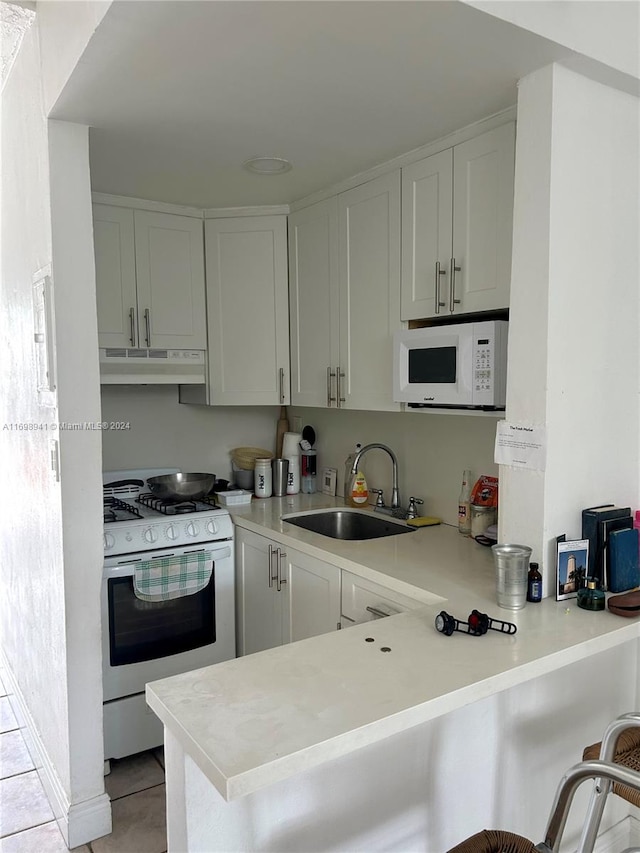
[99, 348, 206, 384]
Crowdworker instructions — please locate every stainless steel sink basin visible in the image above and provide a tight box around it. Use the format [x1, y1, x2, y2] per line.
[281, 508, 415, 541]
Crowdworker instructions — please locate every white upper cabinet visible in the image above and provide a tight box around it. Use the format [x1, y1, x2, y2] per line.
[288, 198, 339, 408]
[289, 173, 401, 411]
[133, 211, 206, 349]
[401, 122, 515, 320]
[93, 205, 138, 348]
[204, 216, 289, 406]
[93, 204, 206, 349]
[338, 171, 402, 411]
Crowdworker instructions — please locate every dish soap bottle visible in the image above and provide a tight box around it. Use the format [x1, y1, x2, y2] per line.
[344, 443, 362, 501]
[348, 467, 369, 507]
[458, 470, 472, 535]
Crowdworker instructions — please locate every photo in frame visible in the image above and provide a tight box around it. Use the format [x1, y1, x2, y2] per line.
[556, 536, 589, 601]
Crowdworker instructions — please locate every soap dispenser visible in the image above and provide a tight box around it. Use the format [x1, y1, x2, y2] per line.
[344, 443, 362, 501]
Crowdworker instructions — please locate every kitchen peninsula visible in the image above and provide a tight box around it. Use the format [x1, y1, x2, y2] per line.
[147, 494, 640, 851]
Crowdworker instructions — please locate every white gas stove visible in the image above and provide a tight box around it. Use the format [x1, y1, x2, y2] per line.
[103, 468, 233, 556]
[101, 468, 236, 762]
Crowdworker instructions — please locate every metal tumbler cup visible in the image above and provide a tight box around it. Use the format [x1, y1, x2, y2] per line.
[271, 458, 289, 497]
[492, 543, 532, 610]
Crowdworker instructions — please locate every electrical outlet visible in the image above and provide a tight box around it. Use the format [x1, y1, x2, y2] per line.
[292, 415, 303, 433]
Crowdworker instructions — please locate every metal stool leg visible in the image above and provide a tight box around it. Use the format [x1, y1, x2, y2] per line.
[577, 713, 640, 853]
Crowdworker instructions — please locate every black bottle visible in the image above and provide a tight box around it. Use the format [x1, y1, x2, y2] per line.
[526, 562, 542, 602]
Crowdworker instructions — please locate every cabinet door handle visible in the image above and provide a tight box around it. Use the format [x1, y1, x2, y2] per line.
[268, 544, 276, 588]
[277, 549, 287, 593]
[366, 605, 391, 619]
[129, 308, 136, 347]
[279, 367, 286, 404]
[327, 367, 337, 407]
[144, 308, 151, 347]
[336, 367, 346, 408]
[449, 258, 462, 312]
[434, 262, 447, 314]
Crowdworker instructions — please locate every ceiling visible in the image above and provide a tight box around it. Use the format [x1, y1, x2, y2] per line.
[50, 1, 572, 209]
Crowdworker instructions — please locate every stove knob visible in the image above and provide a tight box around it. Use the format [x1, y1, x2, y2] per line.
[103, 532, 115, 551]
[165, 523, 178, 541]
[143, 527, 158, 544]
[205, 519, 218, 536]
[185, 521, 199, 538]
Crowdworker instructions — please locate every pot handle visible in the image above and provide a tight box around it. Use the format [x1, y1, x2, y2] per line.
[104, 479, 145, 489]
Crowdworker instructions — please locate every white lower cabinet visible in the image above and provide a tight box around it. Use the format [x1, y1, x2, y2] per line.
[236, 528, 341, 656]
[341, 571, 423, 627]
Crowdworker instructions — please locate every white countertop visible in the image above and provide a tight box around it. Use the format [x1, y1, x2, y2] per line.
[146, 494, 640, 801]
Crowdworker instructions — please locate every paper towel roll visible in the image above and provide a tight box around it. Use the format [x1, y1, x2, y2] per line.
[282, 432, 302, 458]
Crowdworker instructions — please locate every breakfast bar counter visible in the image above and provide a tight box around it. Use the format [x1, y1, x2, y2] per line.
[146, 495, 640, 851]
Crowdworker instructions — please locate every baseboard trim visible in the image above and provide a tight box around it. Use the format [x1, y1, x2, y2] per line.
[1, 657, 112, 847]
[594, 815, 639, 853]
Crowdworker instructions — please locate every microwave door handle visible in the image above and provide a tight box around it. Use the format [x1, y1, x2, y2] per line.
[450, 258, 462, 312]
[435, 262, 447, 314]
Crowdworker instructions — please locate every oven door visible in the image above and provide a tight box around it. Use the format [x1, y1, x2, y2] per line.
[102, 540, 235, 701]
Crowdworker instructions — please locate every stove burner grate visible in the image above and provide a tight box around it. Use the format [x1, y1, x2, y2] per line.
[103, 496, 143, 522]
[136, 493, 203, 515]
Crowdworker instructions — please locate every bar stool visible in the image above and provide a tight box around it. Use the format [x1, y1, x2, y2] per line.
[447, 712, 640, 853]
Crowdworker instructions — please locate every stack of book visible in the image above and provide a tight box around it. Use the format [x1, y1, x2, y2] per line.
[581, 505, 639, 592]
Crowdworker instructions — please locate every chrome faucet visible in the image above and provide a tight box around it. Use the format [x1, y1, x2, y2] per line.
[351, 443, 400, 509]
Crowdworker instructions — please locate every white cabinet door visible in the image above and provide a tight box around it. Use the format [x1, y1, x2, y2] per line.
[236, 529, 289, 657]
[451, 122, 515, 315]
[133, 210, 206, 349]
[205, 216, 290, 405]
[341, 571, 423, 627]
[400, 122, 515, 320]
[93, 205, 138, 348]
[288, 198, 339, 407]
[338, 171, 402, 411]
[401, 150, 453, 321]
[287, 549, 341, 642]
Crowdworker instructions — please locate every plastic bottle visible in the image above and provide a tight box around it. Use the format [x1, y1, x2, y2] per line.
[526, 562, 542, 602]
[457, 470, 472, 535]
[344, 443, 362, 501]
[634, 510, 640, 531]
[301, 450, 317, 494]
[254, 458, 272, 499]
[348, 468, 369, 507]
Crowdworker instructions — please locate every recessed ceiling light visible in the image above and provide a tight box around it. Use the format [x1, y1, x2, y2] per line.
[242, 156, 292, 175]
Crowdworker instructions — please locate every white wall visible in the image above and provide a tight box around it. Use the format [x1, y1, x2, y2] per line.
[100, 391, 498, 527]
[36, 0, 111, 115]
[0, 21, 110, 850]
[501, 63, 640, 595]
[291, 407, 499, 526]
[100, 387, 281, 478]
[464, 0, 640, 82]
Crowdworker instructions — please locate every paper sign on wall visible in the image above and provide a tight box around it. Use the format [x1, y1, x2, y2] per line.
[494, 421, 546, 471]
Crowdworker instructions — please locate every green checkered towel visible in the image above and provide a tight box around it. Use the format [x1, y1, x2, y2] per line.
[133, 553, 213, 602]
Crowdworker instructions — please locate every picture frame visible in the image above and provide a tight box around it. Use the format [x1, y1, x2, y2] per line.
[556, 537, 589, 601]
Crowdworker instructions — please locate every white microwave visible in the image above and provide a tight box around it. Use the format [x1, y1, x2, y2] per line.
[393, 320, 508, 409]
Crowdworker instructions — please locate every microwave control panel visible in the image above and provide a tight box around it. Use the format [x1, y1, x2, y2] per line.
[471, 322, 508, 407]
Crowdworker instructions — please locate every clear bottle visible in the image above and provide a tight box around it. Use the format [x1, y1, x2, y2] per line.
[344, 443, 362, 500]
[458, 470, 472, 535]
[526, 562, 542, 602]
[301, 450, 317, 494]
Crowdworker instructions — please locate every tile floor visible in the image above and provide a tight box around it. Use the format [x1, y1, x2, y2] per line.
[0, 669, 168, 853]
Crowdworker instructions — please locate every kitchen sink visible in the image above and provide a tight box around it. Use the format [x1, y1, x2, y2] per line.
[281, 508, 415, 541]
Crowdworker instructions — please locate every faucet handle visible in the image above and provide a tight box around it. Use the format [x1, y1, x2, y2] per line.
[406, 497, 424, 519]
[370, 488, 385, 508]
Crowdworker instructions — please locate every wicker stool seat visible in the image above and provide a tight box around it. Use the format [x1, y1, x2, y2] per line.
[447, 829, 537, 853]
[582, 726, 640, 809]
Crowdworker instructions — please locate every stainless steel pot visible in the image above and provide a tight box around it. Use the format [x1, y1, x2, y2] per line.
[146, 473, 216, 501]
